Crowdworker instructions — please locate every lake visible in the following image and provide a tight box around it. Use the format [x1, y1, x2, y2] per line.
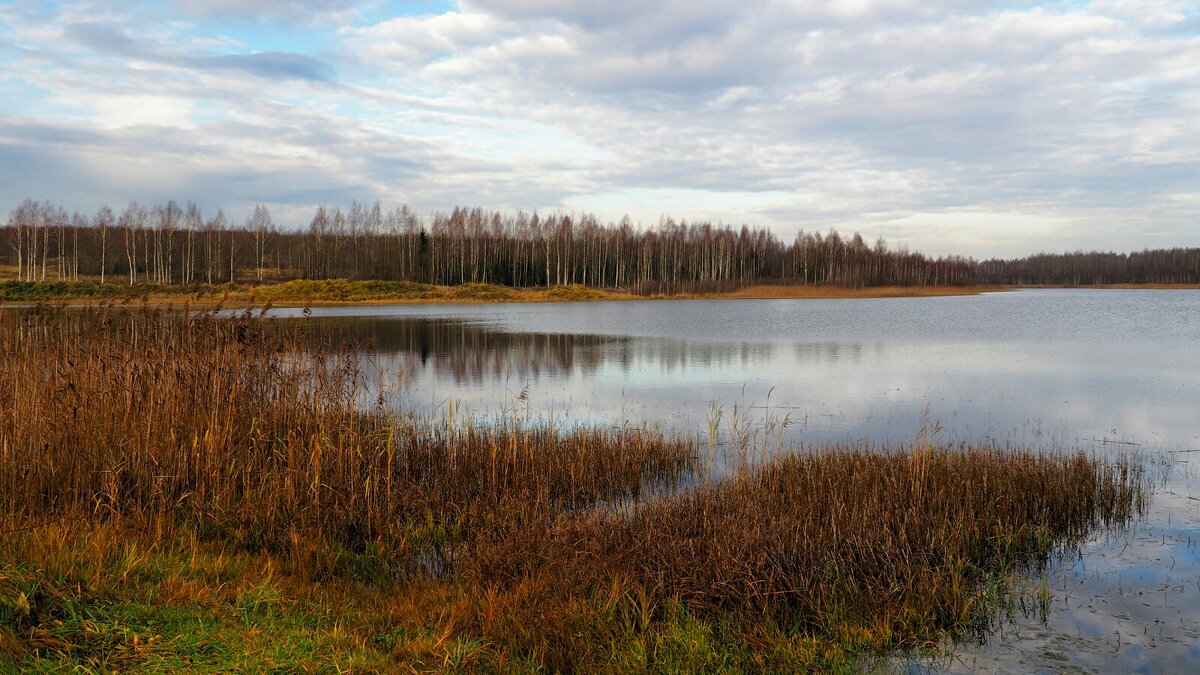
[267, 288, 1200, 672]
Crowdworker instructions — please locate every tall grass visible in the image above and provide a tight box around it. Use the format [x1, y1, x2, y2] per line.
[469, 447, 1141, 659]
[0, 306, 692, 576]
[0, 306, 1145, 670]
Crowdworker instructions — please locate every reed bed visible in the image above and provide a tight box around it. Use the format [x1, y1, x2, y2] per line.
[468, 447, 1141, 661]
[0, 306, 693, 577]
[0, 306, 1145, 671]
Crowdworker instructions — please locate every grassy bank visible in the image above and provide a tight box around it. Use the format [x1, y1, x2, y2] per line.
[0, 280, 184, 303]
[0, 278, 1001, 306]
[0, 308, 1144, 671]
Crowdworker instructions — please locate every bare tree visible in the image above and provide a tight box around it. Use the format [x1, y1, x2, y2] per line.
[120, 202, 142, 285]
[205, 210, 227, 285]
[183, 202, 202, 285]
[94, 206, 113, 284]
[249, 204, 274, 282]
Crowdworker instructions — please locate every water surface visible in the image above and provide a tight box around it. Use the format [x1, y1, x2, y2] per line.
[268, 289, 1200, 672]
[275, 289, 1198, 450]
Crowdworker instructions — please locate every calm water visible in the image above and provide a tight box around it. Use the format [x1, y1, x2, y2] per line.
[268, 289, 1200, 672]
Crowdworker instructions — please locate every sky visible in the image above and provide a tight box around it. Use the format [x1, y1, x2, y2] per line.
[0, 0, 1197, 258]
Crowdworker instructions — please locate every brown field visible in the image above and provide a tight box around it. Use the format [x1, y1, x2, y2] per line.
[0, 306, 1144, 671]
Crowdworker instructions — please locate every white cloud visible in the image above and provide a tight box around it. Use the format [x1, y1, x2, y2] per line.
[344, 11, 504, 66]
[90, 94, 199, 129]
[0, 0, 1197, 257]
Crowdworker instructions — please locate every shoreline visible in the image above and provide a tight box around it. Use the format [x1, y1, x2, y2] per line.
[235, 284, 1012, 307]
[1, 280, 1008, 307]
[1013, 283, 1200, 290]
[2, 280, 1197, 308]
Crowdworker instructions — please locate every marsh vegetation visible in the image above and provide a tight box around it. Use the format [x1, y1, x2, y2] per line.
[0, 306, 1150, 671]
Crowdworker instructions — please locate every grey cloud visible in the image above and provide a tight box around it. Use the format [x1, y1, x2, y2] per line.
[0, 116, 383, 219]
[0, 143, 116, 210]
[192, 51, 334, 82]
[4, 3, 600, 221]
[459, 0, 968, 35]
[63, 22, 144, 56]
[0, 118, 106, 147]
[0, 99, 584, 226]
[62, 21, 335, 83]
[170, 0, 360, 22]
[394, 3, 1200, 212]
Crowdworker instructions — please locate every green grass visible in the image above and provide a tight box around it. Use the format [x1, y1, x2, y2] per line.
[0, 541, 380, 672]
[0, 279, 602, 305]
[0, 532, 869, 673]
[245, 279, 441, 302]
[0, 280, 183, 302]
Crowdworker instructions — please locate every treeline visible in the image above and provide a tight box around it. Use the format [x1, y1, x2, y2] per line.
[978, 249, 1200, 285]
[8, 197, 1196, 289]
[1, 198, 974, 291]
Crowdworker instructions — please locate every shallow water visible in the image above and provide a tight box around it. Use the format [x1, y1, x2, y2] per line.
[266, 289, 1200, 672]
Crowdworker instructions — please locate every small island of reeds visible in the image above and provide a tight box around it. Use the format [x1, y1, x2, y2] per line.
[0, 307, 1144, 671]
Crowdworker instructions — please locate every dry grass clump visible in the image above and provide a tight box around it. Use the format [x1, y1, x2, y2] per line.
[540, 284, 613, 301]
[243, 278, 440, 302]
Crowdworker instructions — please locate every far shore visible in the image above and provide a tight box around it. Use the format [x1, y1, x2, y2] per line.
[1, 278, 1196, 308]
[238, 283, 1013, 306]
[1, 278, 1009, 307]
[1022, 283, 1200, 290]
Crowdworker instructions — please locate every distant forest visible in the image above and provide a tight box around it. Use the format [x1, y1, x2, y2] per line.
[2, 198, 1197, 290]
[977, 249, 1200, 285]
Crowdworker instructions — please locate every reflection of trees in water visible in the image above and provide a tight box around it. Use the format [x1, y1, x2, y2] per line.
[303, 317, 615, 385]
[599, 339, 776, 374]
[792, 342, 872, 364]
[300, 318, 782, 386]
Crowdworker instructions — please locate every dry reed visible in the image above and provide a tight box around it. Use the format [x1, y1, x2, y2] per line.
[0, 305, 1145, 670]
[467, 447, 1141, 655]
[0, 305, 693, 577]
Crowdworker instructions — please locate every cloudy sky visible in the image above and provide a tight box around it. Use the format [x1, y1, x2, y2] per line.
[0, 1, 1197, 257]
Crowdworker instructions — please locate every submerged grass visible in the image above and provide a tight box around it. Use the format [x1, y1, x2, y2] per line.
[0, 307, 1144, 672]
